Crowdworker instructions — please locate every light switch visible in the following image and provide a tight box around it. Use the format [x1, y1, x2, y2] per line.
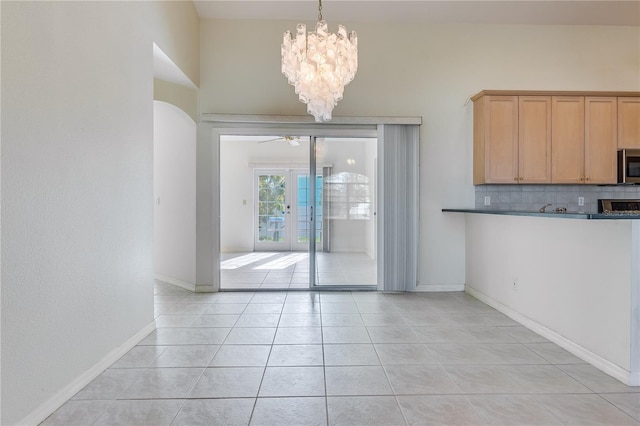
[243, 199, 247, 205]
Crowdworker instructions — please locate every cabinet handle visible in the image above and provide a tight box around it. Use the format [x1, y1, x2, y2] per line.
[514, 177, 518, 181]
[585, 177, 590, 181]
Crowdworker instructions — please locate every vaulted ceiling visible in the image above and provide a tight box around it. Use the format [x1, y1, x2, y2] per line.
[193, 1, 640, 26]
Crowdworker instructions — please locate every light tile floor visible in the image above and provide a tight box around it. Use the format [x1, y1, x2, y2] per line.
[221, 252, 377, 289]
[42, 282, 640, 425]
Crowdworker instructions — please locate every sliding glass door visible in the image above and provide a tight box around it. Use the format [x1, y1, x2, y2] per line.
[311, 137, 378, 287]
[220, 134, 376, 290]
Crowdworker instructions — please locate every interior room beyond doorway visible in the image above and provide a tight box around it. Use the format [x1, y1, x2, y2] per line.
[219, 135, 378, 290]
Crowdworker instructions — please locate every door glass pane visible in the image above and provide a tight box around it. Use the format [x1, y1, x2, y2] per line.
[296, 175, 309, 243]
[296, 174, 323, 245]
[314, 137, 378, 286]
[258, 174, 287, 243]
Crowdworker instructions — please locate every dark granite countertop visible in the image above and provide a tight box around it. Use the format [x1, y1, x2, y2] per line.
[442, 208, 640, 220]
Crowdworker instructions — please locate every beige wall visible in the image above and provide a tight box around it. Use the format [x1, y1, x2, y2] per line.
[150, 1, 200, 87]
[150, 0, 200, 118]
[1, 1, 199, 424]
[154, 79, 199, 121]
[199, 20, 640, 287]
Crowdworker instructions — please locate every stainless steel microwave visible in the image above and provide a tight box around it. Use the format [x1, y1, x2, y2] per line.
[618, 149, 640, 184]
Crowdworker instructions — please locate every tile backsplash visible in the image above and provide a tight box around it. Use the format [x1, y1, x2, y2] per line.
[475, 185, 640, 213]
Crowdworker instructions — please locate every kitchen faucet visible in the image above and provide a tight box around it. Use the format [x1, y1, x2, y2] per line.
[539, 203, 552, 213]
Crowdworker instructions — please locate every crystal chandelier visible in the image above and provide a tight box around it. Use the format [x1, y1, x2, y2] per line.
[281, 0, 358, 122]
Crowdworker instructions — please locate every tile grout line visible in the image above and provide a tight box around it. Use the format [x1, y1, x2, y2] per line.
[320, 292, 331, 426]
[245, 292, 279, 425]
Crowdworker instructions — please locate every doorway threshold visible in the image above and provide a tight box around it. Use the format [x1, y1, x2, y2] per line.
[220, 286, 378, 292]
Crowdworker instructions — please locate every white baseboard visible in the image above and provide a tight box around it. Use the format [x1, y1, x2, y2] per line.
[466, 286, 636, 387]
[415, 284, 465, 292]
[18, 321, 157, 426]
[195, 285, 217, 293]
[155, 274, 196, 292]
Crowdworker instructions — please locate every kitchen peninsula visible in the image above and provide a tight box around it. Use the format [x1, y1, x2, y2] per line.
[443, 207, 640, 219]
[445, 209, 639, 387]
[447, 89, 640, 388]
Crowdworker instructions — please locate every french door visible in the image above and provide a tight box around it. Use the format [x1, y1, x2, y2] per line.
[254, 169, 322, 252]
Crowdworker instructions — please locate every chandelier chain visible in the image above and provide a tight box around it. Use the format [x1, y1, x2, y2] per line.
[318, 0, 323, 21]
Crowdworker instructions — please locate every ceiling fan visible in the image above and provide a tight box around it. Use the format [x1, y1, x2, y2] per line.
[257, 136, 302, 147]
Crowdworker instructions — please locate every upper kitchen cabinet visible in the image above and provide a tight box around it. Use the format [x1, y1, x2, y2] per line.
[472, 93, 551, 184]
[585, 97, 617, 184]
[551, 96, 584, 184]
[551, 96, 617, 184]
[618, 97, 640, 149]
[473, 95, 518, 184]
[472, 90, 639, 185]
[518, 96, 552, 183]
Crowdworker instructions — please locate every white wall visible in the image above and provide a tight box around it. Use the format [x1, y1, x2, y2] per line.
[199, 20, 640, 287]
[1, 1, 199, 424]
[465, 214, 633, 377]
[154, 101, 197, 287]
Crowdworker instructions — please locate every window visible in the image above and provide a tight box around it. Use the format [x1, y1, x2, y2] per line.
[325, 172, 371, 220]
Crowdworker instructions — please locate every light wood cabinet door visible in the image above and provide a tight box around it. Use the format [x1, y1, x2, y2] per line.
[518, 96, 551, 183]
[618, 97, 640, 148]
[585, 97, 617, 184]
[552, 96, 585, 183]
[480, 96, 519, 184]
